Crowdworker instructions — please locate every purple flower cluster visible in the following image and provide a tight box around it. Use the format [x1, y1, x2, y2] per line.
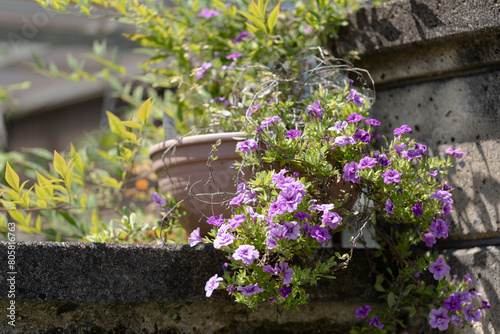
[233, 244, 259, 264]
[197, 8, 221, 19]
[286, 129, 302, 139]
[205, 274, 223, 297]
[195, 61, 212, 80]
[230, 182, 256, 207]
[445, 147, 467, 159]
[237, 283, 263, 296]
[429, 257, 451, 280]
[263, 262, 294, 284]
[307, 100, 323, 120]
[236, 138, 258, 153]
[346, 89, 364, 107]
[381, 169, 402, 184]
[429, 278, 485, 331]
[226, 52, 243, 60]
[233, 31, 250, 43]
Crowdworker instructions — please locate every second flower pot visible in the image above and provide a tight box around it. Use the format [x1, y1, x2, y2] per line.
[149, 132, 247, 236]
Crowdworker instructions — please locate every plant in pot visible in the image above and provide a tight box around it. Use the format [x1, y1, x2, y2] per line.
[27, 0, 350, 238]
[181, 51, 491, 332]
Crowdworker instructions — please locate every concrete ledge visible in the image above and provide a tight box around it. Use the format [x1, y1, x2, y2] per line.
[0, 241, 379, 333]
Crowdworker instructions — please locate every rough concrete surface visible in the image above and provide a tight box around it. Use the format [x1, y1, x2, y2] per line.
[331, 0, 500, 240]
[0, 242, 380, 333]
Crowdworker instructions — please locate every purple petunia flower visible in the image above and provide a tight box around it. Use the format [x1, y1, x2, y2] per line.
[394, 143, 407, 156]
[430, 190, 453, 204]
[237, 283, 263, 296]
[444, 293, 462, 312]
[233, 30, 250, 43]
[205, 274, 223, 297]
[188, 227, 203, 246]
[456, 291, 472, 304]
[225, 52, 244, 60]
[294, 211, 312, 220]
[412, 202, 423, 217]
[151, 192, 167, 206]
[353, 129, 371, 143]
[450, 313, 462, 327]
[321, 210, 342, 229]
[365, 118, 381, 126]
[358, 156, 377, 169]
[335, 136, 357, 146]
[422, 232, 436, 247]
[233, 244, 259, 264]
[207, 214, 224, 227]
[213, 225, 235, 249]
[427, 170, 438, 178]
[279, 285, 293, 298]
[307, 100, 323, 120]
[247, 103, 261, 116]
[482, 300, 491, 309]
[263, 262, 294, 285]
[429, 307, 451, 331]
[445, 147, 467, 159]
[369, 316, 384, 329]
[462, 304, 482, 323]
[198, 8, 221, 18]
[381, 169, 402, 184]
[195, 61, 213, 80]
[354, 305, 371, 318]
[328, 120, 348, 133]
[393, 124, 412, 135]
[236, 139, 258, 153]
[440, 203, 453, 218]
[283, 221, 301, 240]
[346, 89, 364, 107]
[346, 112, 365, 123]
[385, 198, 395, 215]
[429, 258, 451, 280]
[227, 214, 245, 229]
[373, 150, 391, 166]
[310, 225, 331, 243]
[286, 129, 302, 139]
[431, 218, 450, 239]
[343, 161, 360, 183]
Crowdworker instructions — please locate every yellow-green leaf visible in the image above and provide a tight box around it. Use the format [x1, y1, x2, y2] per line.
[267, 2, 280, 34]
[5, 162, 20, 193]
[106, 111, 126, 137]
[121, 120, 142, 130]
[53, 151, 67, 178]
[35, 215, 42, 232]
[137, 98, 152, 126]
[9, 210, 25, 225]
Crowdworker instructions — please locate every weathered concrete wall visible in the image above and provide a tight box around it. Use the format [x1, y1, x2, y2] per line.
[0, 242, 378, 333]
[331, 0, 500, 332]
[331, 0, 500, 239]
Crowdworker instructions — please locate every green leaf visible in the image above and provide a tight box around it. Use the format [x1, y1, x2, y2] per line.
[53, 151, 67, 178]
[106, 111, 126, 138]
[138, 98, 152, 126]
[267, 2, 280, 34]
[387, 291, 395, 309]
[5, 162, 20, 193]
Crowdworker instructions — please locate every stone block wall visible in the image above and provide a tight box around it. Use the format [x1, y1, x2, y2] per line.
[331, 0, 500, 332]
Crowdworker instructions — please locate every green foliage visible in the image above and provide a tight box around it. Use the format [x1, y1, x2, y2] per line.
[0, 99, 168, 242]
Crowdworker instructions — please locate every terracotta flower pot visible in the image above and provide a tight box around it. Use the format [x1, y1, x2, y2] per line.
[149, 132, 247, 236]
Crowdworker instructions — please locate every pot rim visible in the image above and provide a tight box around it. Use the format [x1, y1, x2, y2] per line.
[148, 131, 247, 159]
